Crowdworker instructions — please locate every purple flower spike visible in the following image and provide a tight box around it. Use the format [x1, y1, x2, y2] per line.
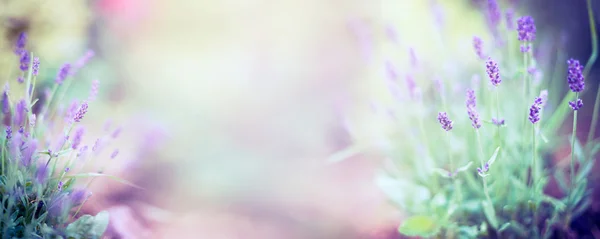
[14, 99, 26, 126]
[17, 76, 24, 84]
[55, 63, 71, 85]
[473, 37, 485, 59]
[73, 102, 88, 123]
[32, 57, 40, 76]
[437, 112, 453, 131]
[22, 139, 37, 167]
[486, 57, 501, 86]
[492, 118, 505, 126]
[58, 181, 63, 191]
[19, 51, 30, 72]
[466, 89, 477, 108]
[567, 59, 585, 93]
[16, 32, 27, 48]
[468, 107, 482, 129]
[505, 9, 515, 30]
[110, 149, 119, 159]
[89, 80, 99, 101]
[517, 16, 536, 42]
[36, 165, 48, 184]
[487, 0, 501, 27]
[69, 189, 87, 205]
[529, 97, 542, 124]
[71, 126, 85, 150]
[569, 99, 583, 111]
[5, 126, 12, 140]
[539, 90, 548, 107]
[72, 50, 95, 75]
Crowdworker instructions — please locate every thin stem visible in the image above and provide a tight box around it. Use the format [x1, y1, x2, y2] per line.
[583, 0, 598, 79]
[586, 0, 599, 142]
[446, 131, 453, 173]
[532, 122, 537, 193]
[590, 84, 600, 142]
[569, 93, 579, 205]
[476, 131, 493, 203]
[495, 88, 501, 147]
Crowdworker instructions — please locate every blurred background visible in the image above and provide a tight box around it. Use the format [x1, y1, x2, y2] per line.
[2, 0, 599, 238]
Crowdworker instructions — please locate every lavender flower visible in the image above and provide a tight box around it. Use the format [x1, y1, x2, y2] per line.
[36, 165, 48, 183]
[58, 181, 64, 191]
[71, 126, 85, 150]
[55, 63, 71, 85]
[72, 50, 95, 75]
[529, 97, 542, 124]
[437, 112, 453, 131]
[466, 89, 481, 129]
[517, 16, 536, 42]
[112, 127, 122, 138]
[6, 126, 12, 140]
[69, 189, 87, 205]
[14, 99, 26, 126]
[567, 59, 585, 93]
[22, 139, 38, 167]
[468, 107, 482, 129]
[539, 90, 548, 107]
[14, 32, 27, 54]
[569, 99, 583, 111]
[473, 37, 485, 59]
[73, 102, 88, 122]
[487, 0, 501, 27]
[110, 149, 119, 159]
[492, 118, 505, 126]
[17, 76, 24, 84]
[409, 48, 418, 67]
[19, 51, 30, 72]
[505, 9, 515, 30]
[466, 89, 477, 108]
[477, 162, 490, 175]
[486, 57, 501, 86]
[32, 57, 40, 76]
[89, 80, 99, 101]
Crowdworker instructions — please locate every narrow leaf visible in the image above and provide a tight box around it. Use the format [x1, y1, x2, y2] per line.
[456, 161, 473, 173]
[433, 168, 451, 178]
[398, 215, 439, 237]
[486, 147, 501, 167]
[58, 173, 143, 190]
[482, 201, 498, 229]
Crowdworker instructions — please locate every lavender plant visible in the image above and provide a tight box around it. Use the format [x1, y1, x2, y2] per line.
[0, 33, 136, 238]
[332, 0, 600, 238]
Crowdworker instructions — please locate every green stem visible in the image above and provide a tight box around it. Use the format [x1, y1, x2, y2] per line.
[590, 84, 600, 142]
[586, 0, 599, 142]
[495, 88, 501, 147]
[532, 122, 537, 193]
[569, 93, 579, 205]
[446, 131, 453, 173]
[583, 0, 598, 79]
[476, 131, 493, 204]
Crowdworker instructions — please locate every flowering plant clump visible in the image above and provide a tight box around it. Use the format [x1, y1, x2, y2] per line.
[332, 0, 600, 238]
[0, 33, 135, 238]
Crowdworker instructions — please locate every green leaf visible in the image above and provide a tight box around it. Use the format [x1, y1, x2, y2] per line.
[59, 173, 143, 190]
[486, 147, 501, 167]
[554, 169, 569, 193]
[541, 195, 566, 211]
[458, 225, 478, 238]
[326, 144, 365, 164]
[433, 168, 451, 178]
[456, 161, 473, 173]
[576, 160, 594, 183]
[498, 222, 511, 232]
[482, 201, 498, 229]
[66, 211, 110, 239]
[398, 215, 439, 237]
[574, 138, 584, 163]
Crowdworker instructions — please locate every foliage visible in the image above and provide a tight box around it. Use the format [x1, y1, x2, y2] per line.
[333, 1, 600, 238]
